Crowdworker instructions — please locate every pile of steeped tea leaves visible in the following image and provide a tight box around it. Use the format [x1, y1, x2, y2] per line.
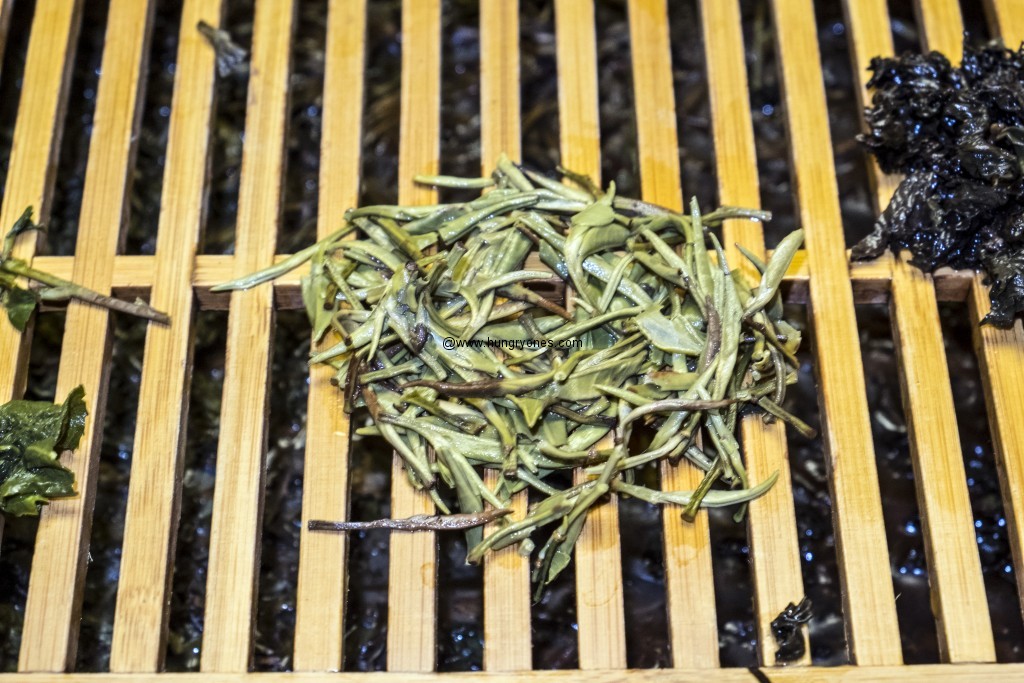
[216, 156, 812, 591]
[0, 386, 86, 516]
[853, 42, 1024, 327]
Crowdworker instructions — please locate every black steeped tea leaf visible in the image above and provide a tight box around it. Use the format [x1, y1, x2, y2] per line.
[771, 596, 813, 664]
[853, 41, 1024, 327]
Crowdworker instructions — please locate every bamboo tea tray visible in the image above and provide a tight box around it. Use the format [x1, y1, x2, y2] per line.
[2, 0, 1024, 680]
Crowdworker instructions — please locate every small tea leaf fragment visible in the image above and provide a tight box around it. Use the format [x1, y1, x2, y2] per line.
[1, 206, 41, 261]
[3, 286, 37, 331]
[197, 20, 248, 78]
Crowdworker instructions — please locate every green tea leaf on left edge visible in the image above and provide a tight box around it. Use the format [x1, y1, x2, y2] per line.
[4, 285, 38, 332]
[0, 386, 87, 516]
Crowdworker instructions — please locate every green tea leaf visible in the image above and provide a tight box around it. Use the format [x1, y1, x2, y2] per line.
[0, 386, 87, 516]
[4, 285, 37, 331]
[634, 305, 704, 356]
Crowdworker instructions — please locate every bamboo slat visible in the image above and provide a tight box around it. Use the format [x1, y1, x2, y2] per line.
[974, 0, 1024, 634]
[770, 0, 902, 666]
[987, 0, 1024, 39]
[845, 0, 996, 663]
[108, 0, 222, 671]
[292, 0, 366, 672]
[0, 0, 83, 566]
[914, 0, 964, 57]
[889, 259, 996, 663]
[554, 0, 627, 669]
[7, 663, 1024, 682]
[0, 0, 82, 401]
[968, 285, 1024, 621]
[200, 0, 295, 672]
[27, 247, 972, 311]
[18, 0, 155, 671]
[700, 0, 808, 667]
[479, 0, 532, 672]
[627, 0, 718, 668]
[930, 0, 1024, 636]
[386, 0, 441, 672]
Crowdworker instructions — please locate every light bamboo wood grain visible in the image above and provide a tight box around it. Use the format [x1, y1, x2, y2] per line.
[889, 260, 996, 663]
[479, 0, 532, 672]
[968, 283, 1024, 620]
[30, 247, 980, 311]
[770, 0, 902, 666]
[846, 0, 995, 663]
[701, 0, 808, 667]
[18, 0, 155, 672]
[0, 0, 83, 401]
[0, 0, 82, 554]
[555, 0, 627, 669]
[386, 0, 441, 672]
[914, 0, 963, 58]
[986, 0, 1024, 39]
[200, 0, 295, 672]
[10, 663, 1024, 682]
[628, 0, 718, 668]
[838, 0, 901, 210]
[974, 0, 1024, 634]
[108, 0, 222, 672]
[292, 0, 366, 672]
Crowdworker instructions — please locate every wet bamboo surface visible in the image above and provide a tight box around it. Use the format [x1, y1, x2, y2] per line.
[555, 0, 628, 669]
[21, 0, 155, 671]
[386, 0, 442, 673]
[3, 0, 1023, 678]
[292, 0, 366, 673]
[110, 0, 219, 672]
[479, 0, 532, 672]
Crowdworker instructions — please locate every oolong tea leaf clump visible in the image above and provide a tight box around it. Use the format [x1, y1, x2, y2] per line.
[217, 156, 812, 590]
[0, 386, 86, 516]
[853, 42, 1024, 327]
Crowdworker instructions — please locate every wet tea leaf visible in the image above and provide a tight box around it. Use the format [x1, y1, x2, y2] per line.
[0, 386, 87, 516]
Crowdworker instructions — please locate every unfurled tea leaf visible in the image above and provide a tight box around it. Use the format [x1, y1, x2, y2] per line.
[0, 386, 87, 516]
